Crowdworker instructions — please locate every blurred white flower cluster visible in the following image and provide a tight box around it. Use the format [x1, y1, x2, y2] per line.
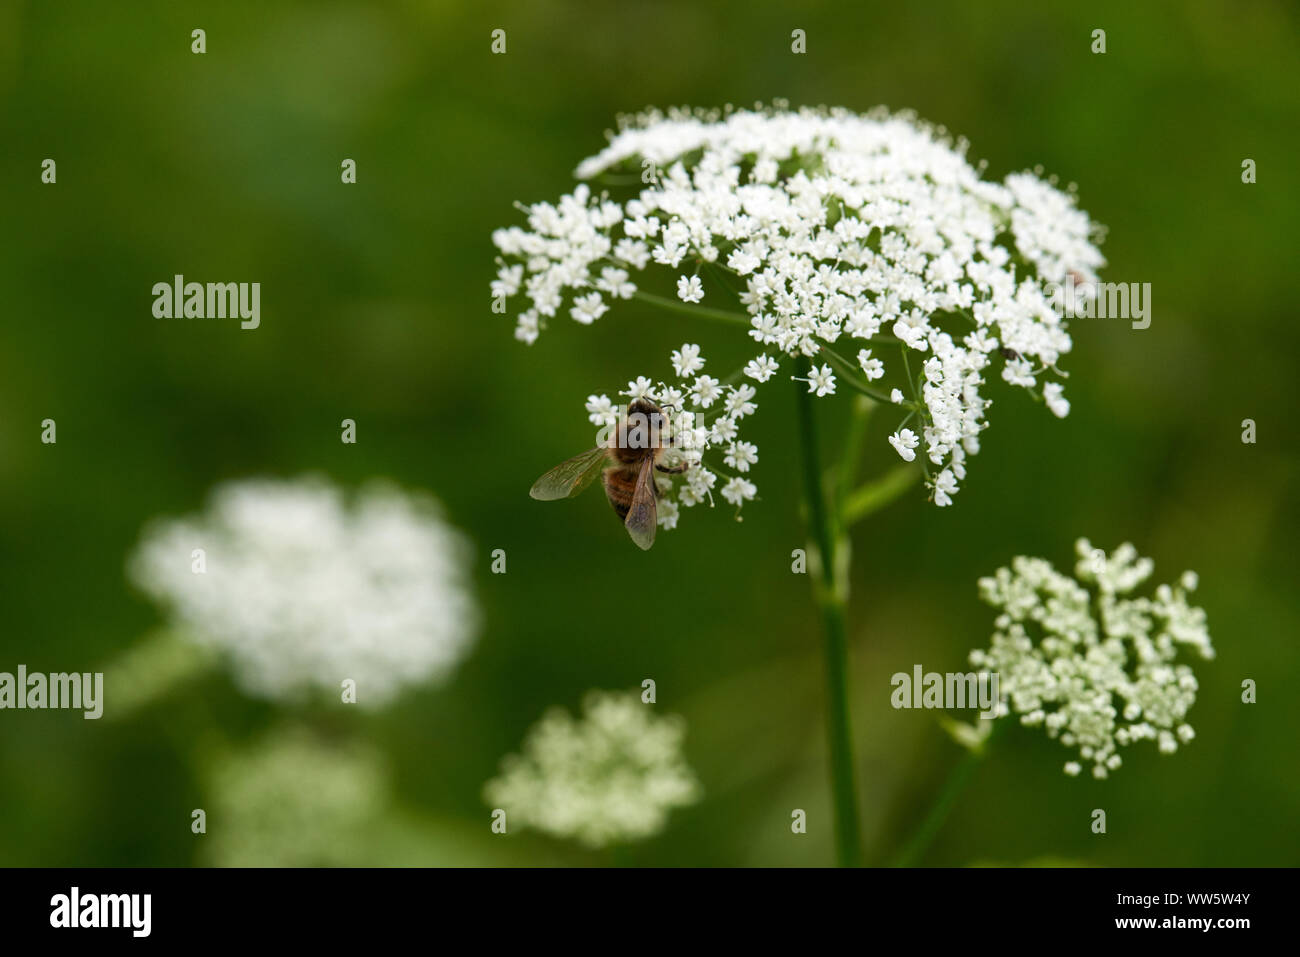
[203, 727, 387, 867]
[483, 690, 701, 848]
[970, 539, 1214, 778]
[492, 104, 1105, 515]
[129, 477, 478, 707]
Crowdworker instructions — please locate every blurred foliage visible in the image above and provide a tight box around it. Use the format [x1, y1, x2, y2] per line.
[0, 0, 1297, 866]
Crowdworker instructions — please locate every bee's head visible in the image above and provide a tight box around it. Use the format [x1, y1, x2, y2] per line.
[627, 397, 661, 418]
[620, 398, 670, 450]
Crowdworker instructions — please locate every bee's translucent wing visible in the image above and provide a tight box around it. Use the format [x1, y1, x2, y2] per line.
[529, 446, 609, 501]
[623, 456, 658, 550]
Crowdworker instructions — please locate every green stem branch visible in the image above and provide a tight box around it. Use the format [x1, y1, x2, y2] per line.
[842, 464, 922, 527]
[837, 394, 875, 509]
[893, 719, 1002, 867]
[631, 290, 752, 326]
[817, 344, 897, 404]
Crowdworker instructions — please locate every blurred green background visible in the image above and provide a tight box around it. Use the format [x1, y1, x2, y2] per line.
[1, 0, 1297, 866]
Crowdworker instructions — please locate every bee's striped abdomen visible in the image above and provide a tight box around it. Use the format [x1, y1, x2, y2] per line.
[602, 466, 638, 520]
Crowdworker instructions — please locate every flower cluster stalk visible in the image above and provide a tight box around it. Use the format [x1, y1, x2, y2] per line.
[794, 355, 862, 867]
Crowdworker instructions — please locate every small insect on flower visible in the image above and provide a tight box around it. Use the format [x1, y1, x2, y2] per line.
[529, 397, 688, 550]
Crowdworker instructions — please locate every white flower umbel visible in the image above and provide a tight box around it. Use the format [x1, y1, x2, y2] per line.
[203, 726, 388, 867]
[129, 476, 478, 708]
[493, 105, 1105, 515]
[969, 539, 1214, 779]
[483, 690, 701, 848]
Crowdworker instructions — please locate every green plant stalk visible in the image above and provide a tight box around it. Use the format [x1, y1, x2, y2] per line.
[793, 355, 862, 867]
[842, 463, 921, 527]
[892, 750, 984, 867]
[892, 719, 1003, 867]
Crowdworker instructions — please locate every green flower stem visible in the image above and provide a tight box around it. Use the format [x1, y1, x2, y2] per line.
[101, 629, 217, 721]
[817, 344, 896, 404]
[892, 719, 1003, 867]
[631, 290, 752, 325]
[838, 394, 875, 508]
[793, 355, 862, 867]
[842, 464, 922, 527]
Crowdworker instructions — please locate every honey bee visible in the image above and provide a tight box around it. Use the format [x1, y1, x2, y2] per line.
[529, 398, 687, 550]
